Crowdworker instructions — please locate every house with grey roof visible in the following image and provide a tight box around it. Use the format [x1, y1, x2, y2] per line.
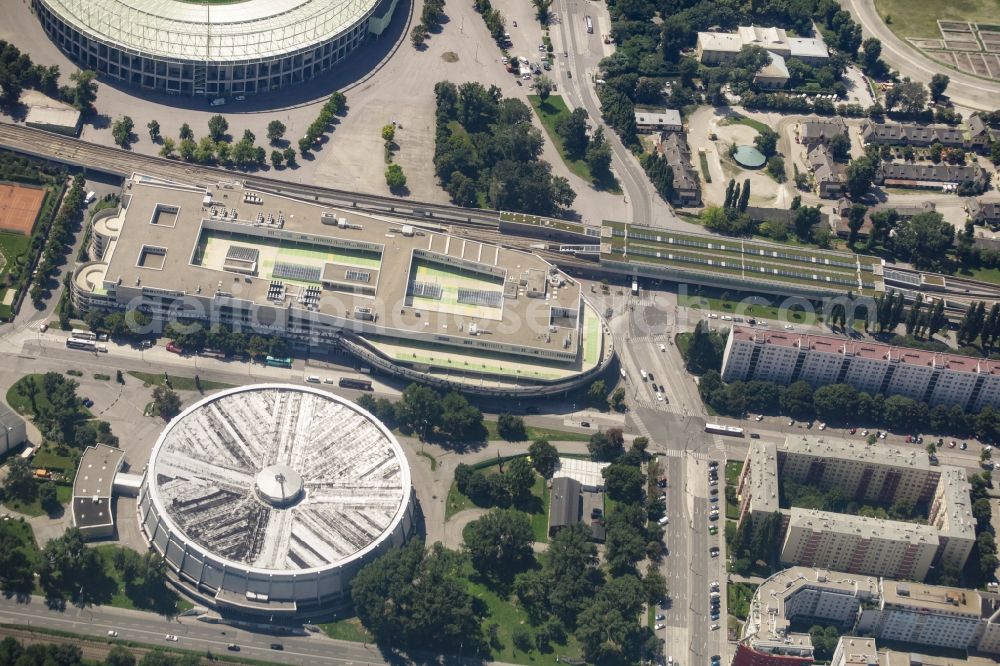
[659, 132, 702, 207]
[967, 199, 1000, 227]
[807, 144, 845, 199]
[875, 162, 987, 189]
[798, 117, 847, 147]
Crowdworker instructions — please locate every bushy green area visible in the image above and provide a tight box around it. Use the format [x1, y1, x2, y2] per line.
[781, 478, 927, 523]
[433, 81, 575, 215]
[355, 432, 663, 665]
[128, 371, 233, 393]
[727, 582, 758, 621]
[0, 518, 40, 596]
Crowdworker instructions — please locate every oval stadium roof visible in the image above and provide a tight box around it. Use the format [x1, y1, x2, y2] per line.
[38, 0, 381, 62]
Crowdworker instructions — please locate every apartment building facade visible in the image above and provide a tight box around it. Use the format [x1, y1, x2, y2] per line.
[740, 567, 1000, 659]
[738, 438, 976, 580]
[721, 326, 1000, 411]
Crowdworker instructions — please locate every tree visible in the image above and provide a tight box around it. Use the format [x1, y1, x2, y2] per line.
[609, 386, 627, 411]
[587, 379, 607, 406]
[602, 463, 644, 503]
[828, 133, 851, 161]
[754, 128, 778, 158]
[532, 0, 554, 24]
[397, 384, 441, 440]
[860, 38, 883, 75]
[152, 386, 181, 420]
[846, 156, 876, 198]
[385, 163, 407, 191]
[534, 75, 554, 101]
[737, 178, 750, 212]
[411, 23, 428, 48]
[528, 439, 559, 478]
[207, 114, 228, 142]
[146, 119, 160, 142]
[794, 205, 822, 241]
[780, 381, 815, 419]
[39, 482, 60, 514]
[158, 136, 176, 158]
[4, 457, 36, 502]
[892, 211, 954, 270]
[351, 540, 480, 651]
[766, 155, 786, 182]
[555, 107, 589, 159]
[68, 69, 98, 111]
[105, 645, 137, 666]
[686, 320, 720, 373]
[39, 527, 103, 602]
[929, 74, 950, 103]
[178, 137, 196, 162]
[585, 128, 612, 178]
[588, 428, 625, 462]
[885, 78, 928, 114]
[381, 123, 396, 144]
[112, 116, 134, 148]
[283, 146, 297, 165]
[497, 413, 527, 441]
[266, 120, 286, 144]
[463, 508, 534, 580]
[270, 150, 284, 168]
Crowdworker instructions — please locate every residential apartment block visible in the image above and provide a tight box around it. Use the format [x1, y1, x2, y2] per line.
[797, 117, 848, 147]
[721, 325, 1000, 411]
[875, 162, 987, 189]
[738, 567, 1000, 663]
[738, 437, 976, 581]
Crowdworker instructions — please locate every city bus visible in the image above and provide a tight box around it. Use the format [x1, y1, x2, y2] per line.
[585, 15, 593, 33]
[704, 424, 744, 437]
[71, 328, 97, 342]
[339, 377, 373, 391]
[67, 338, 96, 351]
[265, 355, 292, 368]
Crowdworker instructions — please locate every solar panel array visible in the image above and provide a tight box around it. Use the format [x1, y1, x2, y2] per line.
[346, 269, 371, 283]
[226, 246, 260, 262]
[409, 281, 442, 300]
[273, 262, 322, 283]
[457, 288, 503, 308]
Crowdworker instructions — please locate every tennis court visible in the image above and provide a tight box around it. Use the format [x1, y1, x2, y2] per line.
[193, 230, 382, 285]
[406, 258, 506, 320]
[0, 183, 45, 236]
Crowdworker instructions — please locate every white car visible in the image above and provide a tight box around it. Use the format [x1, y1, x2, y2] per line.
[784, 324, 794, 330]
[755, 414, 763, 421]
[711, 623, 720, 631]
[708, 313, 719, 319]
[655, 623, 666, 630]
[521, 73, 532, 80]
[107, 630, 118, 637]
[879, 432, 887, 439]
[323, 377, 335, 384]
[165, 635, 178, 642]
[656, 614, 666, 621]
[656, 392, 664, 402]
[660, 344, 666, 352]
[818, 422, 826, 430]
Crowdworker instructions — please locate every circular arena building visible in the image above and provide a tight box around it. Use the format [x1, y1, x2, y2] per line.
[33, 0, 394, 97]
[137, 384, 413, 617]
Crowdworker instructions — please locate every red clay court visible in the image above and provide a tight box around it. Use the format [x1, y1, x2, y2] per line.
[0, 183, 46, 236]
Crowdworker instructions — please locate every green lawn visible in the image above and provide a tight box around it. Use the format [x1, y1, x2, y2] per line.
[466, 567, 583, 665]
[727, 582, 758, 621]
[30, 447, 78, 476]
[679, 290, 819, 325]
[0, 518, 40, 569]
[483, 419, 591, 442]
[528, 95, 621, 193]
[0, 231, 30, 281]
[725, 460, 743, 487]
[2, 483, 71, 517]
[959, 265, 1000, 285]
[319, 617, 372, 643]
[723, 114, 769, 134]
[93, 545, 193, 615]
[874, 0, 999, 38]
[698, 150, 712, 183]
[128, 371, 234, 392]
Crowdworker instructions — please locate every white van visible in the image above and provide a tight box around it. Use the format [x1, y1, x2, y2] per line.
[306, 375, 321, 383]
[210, 98, 226, 107]
[85, 191, 97, 204]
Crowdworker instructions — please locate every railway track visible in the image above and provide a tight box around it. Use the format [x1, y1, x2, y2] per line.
[0, 123, 501, 229]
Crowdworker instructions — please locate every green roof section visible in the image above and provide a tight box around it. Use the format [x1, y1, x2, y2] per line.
[499, 211, 591, 235]
[600, 220, 884, 297]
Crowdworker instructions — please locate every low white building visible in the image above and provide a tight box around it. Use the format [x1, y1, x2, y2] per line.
[634, 108, 682, 133]
[0, 402, 27, 457]
[696, 25, 829, 66]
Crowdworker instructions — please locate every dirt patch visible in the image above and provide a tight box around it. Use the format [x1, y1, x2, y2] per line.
[441, 51, 459, 63]
[0, 183, 45, 236]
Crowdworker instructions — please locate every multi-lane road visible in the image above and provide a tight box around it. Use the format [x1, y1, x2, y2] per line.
[843, 0, 1000, 111]
[611, 288, 729, 666]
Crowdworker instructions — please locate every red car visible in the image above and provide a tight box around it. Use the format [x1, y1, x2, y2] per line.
[166, 342, 182, 354]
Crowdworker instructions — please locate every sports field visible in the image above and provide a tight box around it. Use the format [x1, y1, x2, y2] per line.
[874, 0, 999, 38]
[407, 258, 506, 321]
[0, 183, 45, 236]
[194, 230, 381, 286]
